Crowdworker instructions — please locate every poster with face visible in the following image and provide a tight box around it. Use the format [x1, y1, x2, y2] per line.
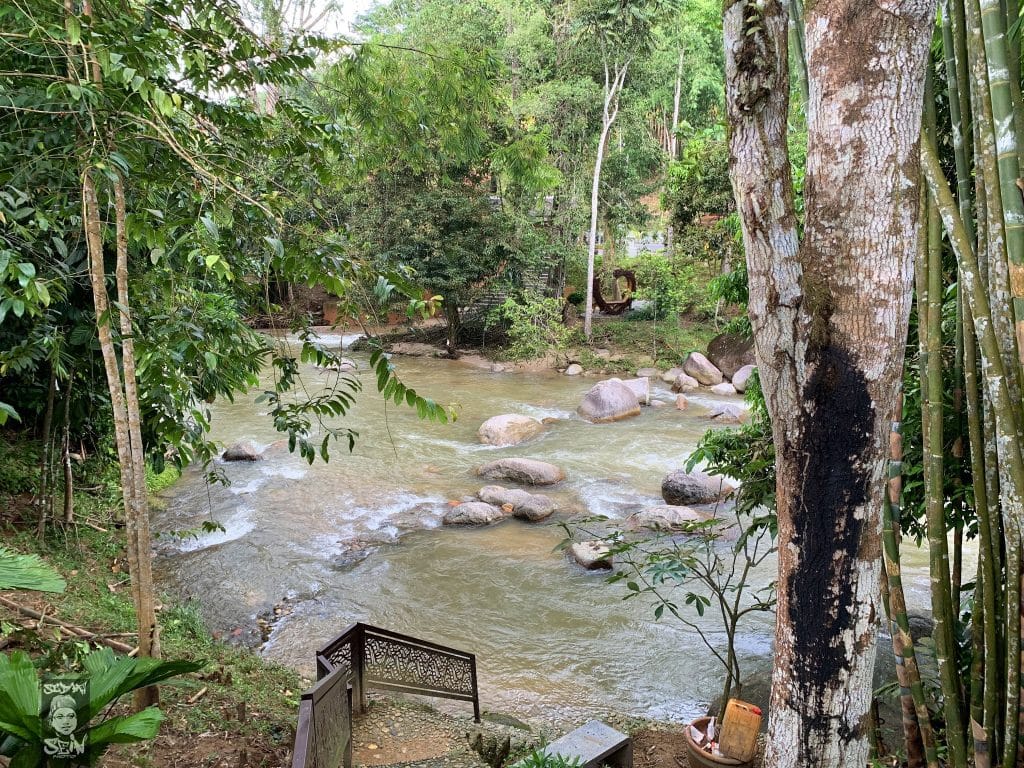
[41, 677, 88, 767]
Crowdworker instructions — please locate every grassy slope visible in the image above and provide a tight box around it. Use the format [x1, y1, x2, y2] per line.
[0, 435, 304, 767]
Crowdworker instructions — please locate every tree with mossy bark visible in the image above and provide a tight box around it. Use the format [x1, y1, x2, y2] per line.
[724, 0, 935, 765]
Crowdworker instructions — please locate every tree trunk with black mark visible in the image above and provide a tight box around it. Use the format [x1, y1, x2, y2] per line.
[724, 1, 935, 765]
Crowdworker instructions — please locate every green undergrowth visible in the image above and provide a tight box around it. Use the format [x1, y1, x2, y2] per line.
[0, 434, 304, 760]
[575, 317, 717, 373]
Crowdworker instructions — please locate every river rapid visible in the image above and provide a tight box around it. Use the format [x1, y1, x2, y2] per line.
[153, 332, 935, 724]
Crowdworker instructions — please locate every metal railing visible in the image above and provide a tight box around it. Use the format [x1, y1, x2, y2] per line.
[291, 664, 353, 768]
[318, 622, 481, 722]
[292, 622, 480, 767]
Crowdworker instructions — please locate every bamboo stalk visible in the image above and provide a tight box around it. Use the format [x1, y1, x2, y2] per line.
[965, 296, 1002, 754]
[919, 161, 966, 765]
[882, 390, 935, 768]
[975, 0, 1024, 400]
[942, 0, 977, 247]
[922, 125, 1024, 768]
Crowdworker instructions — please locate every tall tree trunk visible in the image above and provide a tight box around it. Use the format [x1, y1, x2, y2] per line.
[36, 364, 57, 536]
[666, 47, 684, 255]
[725, 1, 935, 765]
[584, 60, 628, 341]
[61, 371, 74, 524]
[83, 171, 160, 710]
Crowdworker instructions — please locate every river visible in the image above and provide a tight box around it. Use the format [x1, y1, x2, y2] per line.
[153, 332, 937, 724]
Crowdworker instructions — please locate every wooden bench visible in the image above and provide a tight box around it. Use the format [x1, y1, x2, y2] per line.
[535, 720, 632, 768]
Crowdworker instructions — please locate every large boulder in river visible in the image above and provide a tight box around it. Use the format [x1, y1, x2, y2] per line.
[732, 364, 757, 393]
[706, 332, 756, 379]
[625, 505, 713, 532]
[683, 352, 724, 386]
[477, 414, 545, 447]
[708, 404, 748, 424]
[478, 485, 555, 522]
[620, 377, 651, 406]
[569, 541, 613, 570]
[476, 458, 566, 486]
[662, 469, 736, 506]
[443, 501, 506, 526]
[222, 441, 263, 462]
[710, 382, 737, 396]
[577, 378, 641, 423]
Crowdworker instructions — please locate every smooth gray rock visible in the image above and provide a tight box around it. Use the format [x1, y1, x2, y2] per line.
[577, 378, 641, 423]
[732, 364, 757, 393]
[222, 441, 262, 462]
[477, 414, 545, 447]
[478, 485, 556, 522]
[625, 505, 712, 532]
[683, 352, 724, 385]
[565, 363, 584, 376]
[661, 367, 685, 384]
[476, 458, 566, 486]
[389, 342, 440, 357]
[662, 469, 736, 506]
[672, 373, 700, 392]
[709, 404, 748, 424]
[710, 382, 737, 396]
[570, 541, 613, 570]
[319, 357, 358, 373]
[443, 501, 506, 526]
[620, 377, 651, 406]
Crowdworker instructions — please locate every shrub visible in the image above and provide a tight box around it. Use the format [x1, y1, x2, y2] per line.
[493, 293, 572, 360]
[625, 253, 716, 320]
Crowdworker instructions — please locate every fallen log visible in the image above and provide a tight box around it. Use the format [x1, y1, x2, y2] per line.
[0, 595, 135, 653]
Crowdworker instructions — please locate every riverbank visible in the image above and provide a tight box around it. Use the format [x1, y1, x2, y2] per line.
[1, 433, 741, 768]
[306, 314, 719, 377]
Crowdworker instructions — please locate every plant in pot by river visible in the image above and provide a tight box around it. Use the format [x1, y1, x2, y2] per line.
[0, 647, 203, 766]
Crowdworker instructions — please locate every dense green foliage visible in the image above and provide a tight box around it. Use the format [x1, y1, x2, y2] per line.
[493, 293, 573, 360]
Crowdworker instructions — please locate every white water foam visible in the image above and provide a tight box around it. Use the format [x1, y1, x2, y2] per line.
[171, 504, 257, 553]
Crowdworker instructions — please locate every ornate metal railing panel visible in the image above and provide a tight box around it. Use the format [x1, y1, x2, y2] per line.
[317, 622, 480, 722]
[291, 665, 352, 768]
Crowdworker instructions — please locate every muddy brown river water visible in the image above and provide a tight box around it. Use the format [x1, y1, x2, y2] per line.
[154, 332, 938, 723]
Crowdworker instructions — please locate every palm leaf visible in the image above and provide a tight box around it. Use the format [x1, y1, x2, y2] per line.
[86, 707, 164, 746]
[0, 653, 42, 744]
[83, 650, 203, 719]
[0, 547, 65, 593]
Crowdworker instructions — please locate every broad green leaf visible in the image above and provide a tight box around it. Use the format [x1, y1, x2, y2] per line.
[0, 402, 20, 425]
[65, 15, 81, 44]
[264, 237, 284, 259]
[199, 215, 219, 240]
[87, 708, 164, 745]
[0, 547, 65, 592]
